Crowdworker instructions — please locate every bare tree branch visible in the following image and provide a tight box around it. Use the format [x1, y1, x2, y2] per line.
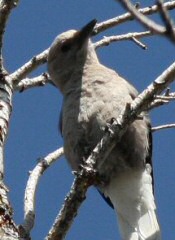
[0, 78, 13, 177]
[0, 0, 19, 72]
[19, 148, 64, 238]
[14, 72, 51, 92]
[117, 0, 166, 34]
[94, 30, 151, 49]
[10, 48, 49, 85]
[148, 91, 175, 109]
[149, 98, 169, 110]
[152, 123, 175, 132]
[93, 1, 175, 35]
[0, 1, 22, 239]
[157, 0, 175, 41]
[46, 166, 97, 240]
[155, 94, 175, 100]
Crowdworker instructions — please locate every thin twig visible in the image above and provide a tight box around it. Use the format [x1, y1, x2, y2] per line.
[149, 92, 175, 109]
[152, 123, 175, 132]
[94, 30, 152, 49]
[19, 148, 64, 238]
[133, 62, 175, 112]
[164, 91, 175, 97]
[14, 72, 51, 92]
[148, 90, 175, 109]
[155, 95, 175, 100]
[148, 99, 169, 110]
[131, 37, 147, 50]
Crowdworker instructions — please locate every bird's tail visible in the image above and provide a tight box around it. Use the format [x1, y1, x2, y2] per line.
[104, 165, 161, 240]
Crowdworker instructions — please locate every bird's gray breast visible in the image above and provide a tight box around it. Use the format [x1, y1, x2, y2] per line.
[62, 85, 106, 171]
[62, 78, 150, 181]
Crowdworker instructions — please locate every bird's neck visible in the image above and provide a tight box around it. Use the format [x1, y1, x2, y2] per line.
[62, 46, 99, 94]
[85, 44, 99, 65]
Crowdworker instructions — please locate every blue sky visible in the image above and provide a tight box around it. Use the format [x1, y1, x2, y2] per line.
[3, 1, 175, 239]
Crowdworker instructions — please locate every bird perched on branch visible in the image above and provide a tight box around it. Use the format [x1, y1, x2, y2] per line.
[48, 19, 161, 240]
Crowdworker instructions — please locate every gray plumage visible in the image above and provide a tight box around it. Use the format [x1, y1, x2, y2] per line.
[48, 20, 161, 240]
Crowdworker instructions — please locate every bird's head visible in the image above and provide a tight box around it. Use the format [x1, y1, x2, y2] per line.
[47, 19, 97, 91]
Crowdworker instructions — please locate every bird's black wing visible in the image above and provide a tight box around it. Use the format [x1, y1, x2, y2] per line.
[146, 121, 154, 191]
[59, 107, 63, 136]
[97, 188, 114, 209]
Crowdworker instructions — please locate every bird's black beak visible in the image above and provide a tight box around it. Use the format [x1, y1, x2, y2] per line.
[76, 19, 97, 48]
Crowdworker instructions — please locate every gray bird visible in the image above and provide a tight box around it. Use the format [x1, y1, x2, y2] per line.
[48, 20, 161, 240]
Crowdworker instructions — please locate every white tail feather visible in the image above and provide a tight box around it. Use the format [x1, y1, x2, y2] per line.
[104, 165, 161, 240]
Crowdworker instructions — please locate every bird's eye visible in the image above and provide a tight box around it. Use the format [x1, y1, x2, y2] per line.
[61, 43, 71, 52]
